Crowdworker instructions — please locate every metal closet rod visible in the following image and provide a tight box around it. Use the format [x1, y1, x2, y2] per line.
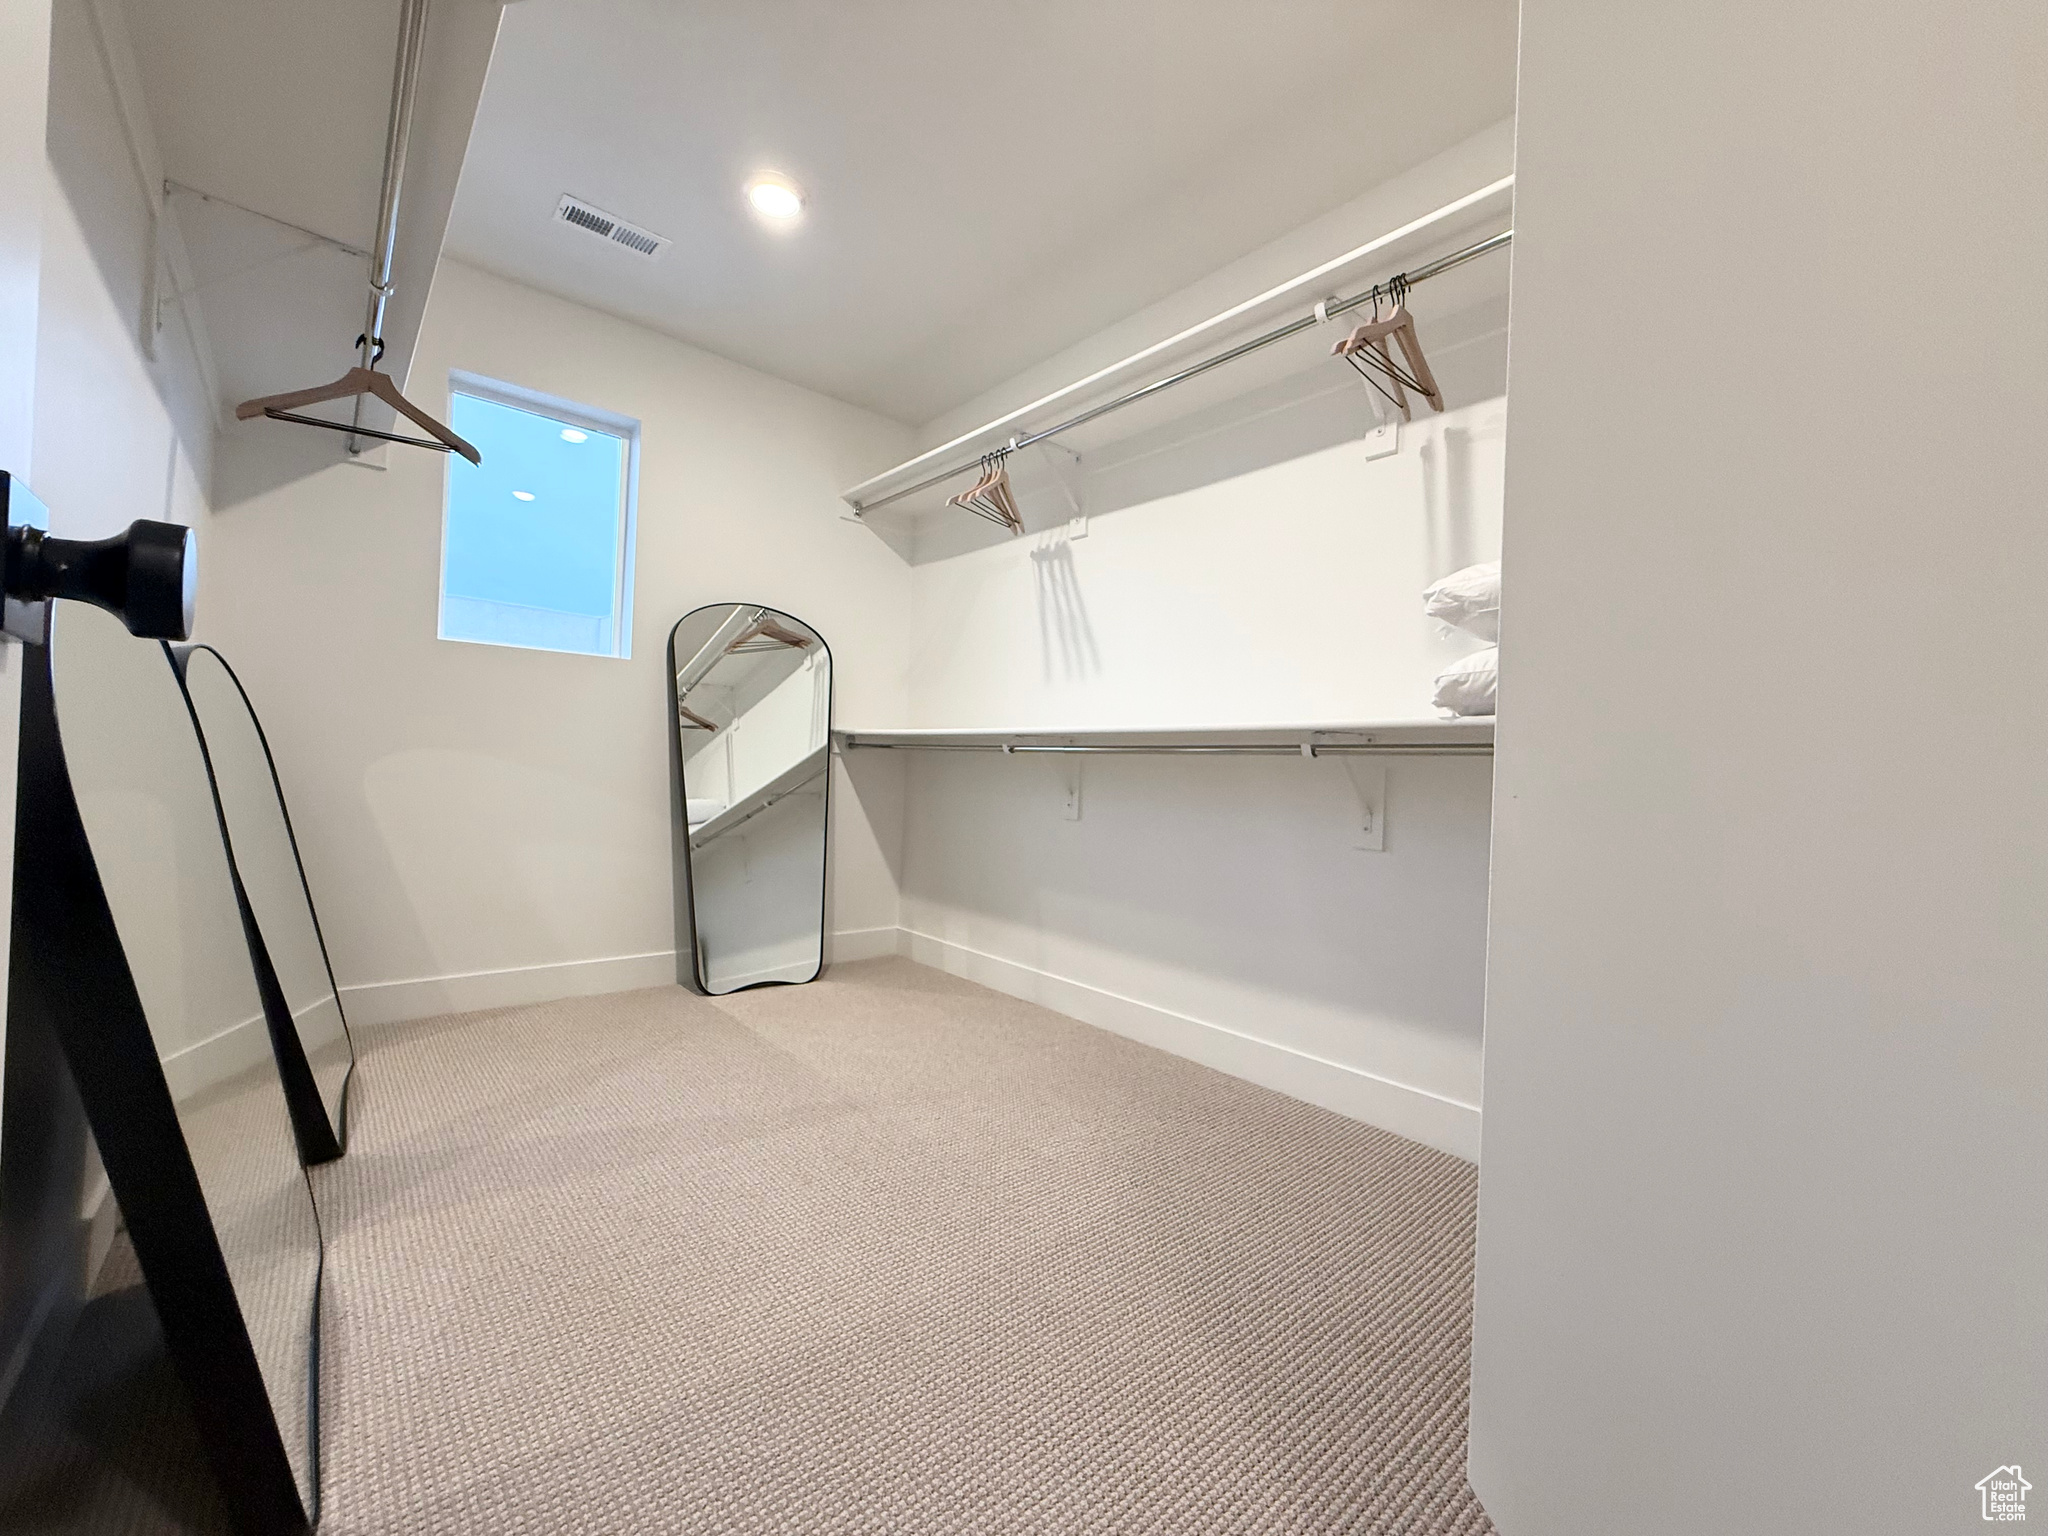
[349, 0, 431, 453]
[852, 227, 1513, 516]
[841, 741, 1492, 758]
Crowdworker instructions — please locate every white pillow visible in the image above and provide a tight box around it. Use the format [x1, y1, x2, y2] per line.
[1423, 560, 1501, 642]
[1433, 646, 1498, 717]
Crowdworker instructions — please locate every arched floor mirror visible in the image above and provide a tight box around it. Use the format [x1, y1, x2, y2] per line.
[666, 604, 832, 995]
[11, 600, 322, 1533]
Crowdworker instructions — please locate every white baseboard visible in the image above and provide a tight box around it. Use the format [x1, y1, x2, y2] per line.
[330, 934, 1477, 1158]
[825, 925, 901, 965]
[159, 1012, 271, 1102]
[342, 950, 679, 1028]
[342, 929, 915, 1028]
[899, 928, 1481, 1162]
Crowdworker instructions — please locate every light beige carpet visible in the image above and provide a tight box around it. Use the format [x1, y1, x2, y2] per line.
[312, 957, 1494, 1535]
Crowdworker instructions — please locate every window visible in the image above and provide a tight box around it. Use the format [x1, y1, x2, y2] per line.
[439, 375, 638, 658]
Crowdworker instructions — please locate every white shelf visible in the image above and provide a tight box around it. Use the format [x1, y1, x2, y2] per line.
[836, 719, 1492, 752]
[690, 745, 829, 848]
[838, 178, 1513, 534]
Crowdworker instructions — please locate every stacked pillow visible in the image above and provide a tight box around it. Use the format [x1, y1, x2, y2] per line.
[1424, 560, 1499, 716]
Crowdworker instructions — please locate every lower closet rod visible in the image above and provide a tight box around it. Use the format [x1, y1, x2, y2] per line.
[841, 742, 1492, 757]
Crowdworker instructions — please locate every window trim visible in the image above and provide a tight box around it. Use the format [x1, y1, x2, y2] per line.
[439, 370, 641, 660]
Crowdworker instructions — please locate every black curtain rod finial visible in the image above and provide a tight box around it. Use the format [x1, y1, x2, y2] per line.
[4, 515, 198, 641]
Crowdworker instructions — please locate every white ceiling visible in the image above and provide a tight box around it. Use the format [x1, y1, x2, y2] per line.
[443, 0, 1518, 427]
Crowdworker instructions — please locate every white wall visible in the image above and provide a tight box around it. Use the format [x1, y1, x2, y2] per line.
[899, 403, 1504, 730]
[1468, 1, 2047, 1531]
[34, 0, 214, 544]
[900, 748, 1494, 1156]
[884, 394, 1506, 1160]
[203, 260, 914, 1024]
[871, 125, 1518, 1161]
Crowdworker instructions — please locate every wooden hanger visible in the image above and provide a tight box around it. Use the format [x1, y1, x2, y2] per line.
[988, 460, 1023, 532]
[1332, 285, 1444, 421]
[677, 703, 720, 731]
[728, 615, 813, 653]
[950, 454, 998, 529]
[236, 0, 478, 467]
[235, 364, 481, 464]
[946, 458, 994, 526]
[1337, 319, 1410, 418]
[947, 450, 1024, 535]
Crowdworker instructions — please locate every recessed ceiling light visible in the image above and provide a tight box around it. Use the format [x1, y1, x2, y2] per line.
[745, 174, 804, 222]
[560, 428, 588, 443]
[512, 490, 536, 502]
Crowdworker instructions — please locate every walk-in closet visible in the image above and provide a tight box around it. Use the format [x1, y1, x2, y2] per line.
[0, 0, 2038, 1533]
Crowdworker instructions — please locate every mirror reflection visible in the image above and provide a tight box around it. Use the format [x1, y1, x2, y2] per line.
[668, 605, 831, 994]
[50, 602, 321, 1513]
[179, 645, 355, 1149]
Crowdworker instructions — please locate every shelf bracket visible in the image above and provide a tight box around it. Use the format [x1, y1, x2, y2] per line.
[1338, 758, 1387, 852]
[1033, 439, 1086, 536]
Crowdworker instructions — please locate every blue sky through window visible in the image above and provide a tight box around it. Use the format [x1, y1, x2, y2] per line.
[441, 391, 631, 656]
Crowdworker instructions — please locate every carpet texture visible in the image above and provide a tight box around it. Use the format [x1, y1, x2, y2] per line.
[310, 957, 1493, 1535]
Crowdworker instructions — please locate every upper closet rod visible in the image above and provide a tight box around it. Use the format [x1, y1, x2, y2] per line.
[850, 227, 1512, 518]
[234, 0, 480, 462]
[348, 0, 430, 455]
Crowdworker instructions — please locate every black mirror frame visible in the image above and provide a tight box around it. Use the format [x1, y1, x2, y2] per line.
[169, 643, 355, 1167]
[9, 623, 319, 1535]
[665, 603, 833, 997]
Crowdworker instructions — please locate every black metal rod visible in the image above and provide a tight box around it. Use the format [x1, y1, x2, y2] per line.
[264, 409, 452, 453]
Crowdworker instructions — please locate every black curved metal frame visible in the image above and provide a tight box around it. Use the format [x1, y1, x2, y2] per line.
[665, 603, 833, 997]
[169, 643, 356, 1165]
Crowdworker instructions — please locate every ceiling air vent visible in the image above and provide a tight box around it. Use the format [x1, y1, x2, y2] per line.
[554, 195, 670, 260]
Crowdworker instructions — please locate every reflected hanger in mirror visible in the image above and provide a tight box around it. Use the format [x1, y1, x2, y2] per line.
[729, 615, 815, 653]
[1332, 280, 1445, 421]
[235, 358, 481, 464]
